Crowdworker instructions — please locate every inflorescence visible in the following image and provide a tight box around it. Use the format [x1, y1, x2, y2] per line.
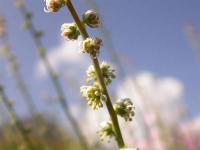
[44, 0, 135, 146]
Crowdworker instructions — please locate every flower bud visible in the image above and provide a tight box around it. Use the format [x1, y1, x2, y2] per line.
[97, 121, 115, 142]
[114, 98, 135, 122]
[81, 37, 102, 56]
[44, 0, 64, 12]
[61, 23, 80, 40]
[83, 10, 101, 28]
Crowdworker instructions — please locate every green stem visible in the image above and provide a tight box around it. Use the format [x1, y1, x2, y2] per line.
[0, 86, 36, 150]
[65, 0, 125, 148]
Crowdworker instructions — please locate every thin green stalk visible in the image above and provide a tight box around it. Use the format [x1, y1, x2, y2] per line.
[0, 86, 36, 150]
[1, 36, 36, 116]
[65, 0, 125, 148]
[1, 23, 51, 150]
[15, 1, 89, 149]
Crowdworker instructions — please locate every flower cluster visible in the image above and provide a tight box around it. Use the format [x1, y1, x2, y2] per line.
[44, 0, 136, 148]
[86, 62, 115, 85]
[80, 83, 107, 110]
[81, 37, 102, 56]
[114, 98, 135, 122]
[44, 0, 65, 12]
[58, 9, 102, 56]
[61, 23, 80, 40]
[97, 121, 115, 142]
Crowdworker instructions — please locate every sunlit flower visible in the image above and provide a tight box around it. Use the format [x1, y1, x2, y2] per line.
[86, 62, 115, 85]
[114, 98, 135, 122]
[97, 121, 115, 142]
[80, 83, 107, 110]
[61, 23, 80, 40]
[44, 0, 64, 12]
[83, 10, 101, 28]
[81, 37, 102, 56]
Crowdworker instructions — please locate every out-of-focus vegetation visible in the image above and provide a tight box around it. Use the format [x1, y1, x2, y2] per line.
[0, 115, 82, 150]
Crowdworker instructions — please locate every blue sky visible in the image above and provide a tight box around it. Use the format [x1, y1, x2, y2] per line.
[0, 0, 200, 119]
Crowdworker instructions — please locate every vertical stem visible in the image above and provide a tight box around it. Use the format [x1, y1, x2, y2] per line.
[41, 55, 89, 150]
[1, 34, 36, 117]
[1, 25, 50, 149]
[0, 86, 36, 150]
[65, 0, 125, 148]
[16, 3, 89, 149]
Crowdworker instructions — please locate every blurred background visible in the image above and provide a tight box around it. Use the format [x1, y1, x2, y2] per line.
[0, 0, 200, 149]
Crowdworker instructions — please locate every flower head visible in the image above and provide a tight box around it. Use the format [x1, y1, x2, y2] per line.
[44, 0, 64, 12]
[80, 84, 107, 110]
[83, 10, 101, 28]
[61, 23, 80, 40]
[81, 37, 102, 56]
[86, 62, 115, 85]
[114, 98, 135, 122]
[97, 121, 115, 142]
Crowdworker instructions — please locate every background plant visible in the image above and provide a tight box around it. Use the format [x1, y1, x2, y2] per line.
[14, 0, 89, 149]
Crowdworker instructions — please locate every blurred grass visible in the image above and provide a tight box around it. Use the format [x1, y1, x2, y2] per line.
[0, 115, 82, 150]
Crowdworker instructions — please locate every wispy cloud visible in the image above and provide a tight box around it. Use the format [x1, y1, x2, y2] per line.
[35, 38, 89, 78]
[117, 72, 184, 126]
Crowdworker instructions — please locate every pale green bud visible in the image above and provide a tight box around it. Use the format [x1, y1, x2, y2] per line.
[44, 0, 65, 12]
[83, 10, 101, 28]
[61, 23, 80, 40]
[97, 121, 115, 142]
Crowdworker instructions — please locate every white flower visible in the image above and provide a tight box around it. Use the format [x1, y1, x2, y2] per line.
[44, 0, 64, 12]
[61, 23, 80, 40]
[80, 84, 107, 110]
[114, 98, 135, 122]
[81, 37, 102, 56]
[86, 62, 115, 85]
